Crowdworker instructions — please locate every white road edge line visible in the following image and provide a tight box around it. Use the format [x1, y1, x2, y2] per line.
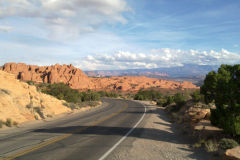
[99, 102, 147, 160]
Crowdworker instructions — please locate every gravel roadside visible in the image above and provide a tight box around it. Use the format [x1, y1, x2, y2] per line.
[107, 101, 213, 160]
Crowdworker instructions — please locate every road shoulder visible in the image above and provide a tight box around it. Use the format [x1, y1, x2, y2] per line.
[107, 101, 212, 160]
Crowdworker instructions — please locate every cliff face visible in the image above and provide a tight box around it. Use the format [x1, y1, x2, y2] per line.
[2, 63, 198, 91]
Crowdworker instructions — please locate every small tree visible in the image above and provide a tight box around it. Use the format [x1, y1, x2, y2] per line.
[191, 90, 204, 102]
[201, 64, 240, 136]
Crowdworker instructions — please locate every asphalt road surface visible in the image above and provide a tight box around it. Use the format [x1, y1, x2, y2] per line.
[0, 98, 146, 160]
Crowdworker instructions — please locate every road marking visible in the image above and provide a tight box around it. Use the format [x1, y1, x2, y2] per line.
[1, 103, 128, 160]
[99, 102, 146, 160]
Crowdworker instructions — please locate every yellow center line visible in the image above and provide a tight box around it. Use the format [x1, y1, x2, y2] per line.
[1, 103, 128, 160]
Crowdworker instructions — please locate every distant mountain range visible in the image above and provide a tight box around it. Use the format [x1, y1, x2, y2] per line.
[85, 64, 219, 86]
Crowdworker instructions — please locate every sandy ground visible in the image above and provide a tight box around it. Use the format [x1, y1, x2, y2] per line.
[108, 101, 213, 160]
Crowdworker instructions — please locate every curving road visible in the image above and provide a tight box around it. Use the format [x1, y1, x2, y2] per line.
[0, 98, 146, 160]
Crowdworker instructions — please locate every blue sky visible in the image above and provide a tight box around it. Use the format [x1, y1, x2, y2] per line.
[0, 0, 240, 70]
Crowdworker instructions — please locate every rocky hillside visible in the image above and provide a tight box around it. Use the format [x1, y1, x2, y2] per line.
[2, 63, 198, 92]
[0, 70, 71, 124]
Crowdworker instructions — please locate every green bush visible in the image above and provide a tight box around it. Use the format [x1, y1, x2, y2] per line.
[38, 83, 100, 103]
[156, 98, 167, 106]
[201, 64, 240, 136]
[219, 138, 239, 150]
[81, 91, 100, 101]
[41, 83, 82, 103]
[191, 90, 204, 102]
[163, 95, 174, 107]
[134, 90, 162, 101]
[98, 91, 118, 98]
[166, 93, 187, 112]
[173, 93, 186, 107]
[157, 95, 174, 107]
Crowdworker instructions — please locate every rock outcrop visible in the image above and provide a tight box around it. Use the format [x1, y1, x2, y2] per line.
[224, 146, 240, 160]
[0, 70, 71, 124]
[2, 63, 92, 89]
[2, 63, 199, 91]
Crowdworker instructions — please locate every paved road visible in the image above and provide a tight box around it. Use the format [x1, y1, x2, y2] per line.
[0, 98, 146, 160]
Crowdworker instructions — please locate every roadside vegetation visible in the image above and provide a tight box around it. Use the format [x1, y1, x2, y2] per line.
[134, 89, 190, 112]
[28, 82, 123, 110]
[97, 91, 119, 98]
[201, 64, 240, 138]
[36, 83, 100, 103]
[25, 82, 102, 110]
[134, 90, 162, 101]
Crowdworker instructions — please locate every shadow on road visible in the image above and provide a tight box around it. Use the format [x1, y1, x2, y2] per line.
[33, 105, 213, 160]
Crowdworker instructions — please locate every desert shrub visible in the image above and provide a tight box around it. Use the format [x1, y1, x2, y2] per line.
[87, 101, 99, 107]
[134, 90, 162, 101]
[193, 139, 205, 148]
[26, 81, 35, 85]
[41, 83, 83, 103]
[191, 90, 204, 102]
[34, 107, 45, 119]
[38, 83, 100, 103]
[156, 95, 174, 107]
[201, 64, 240, 136]
[13, 121, 18, 126]
[34, 115, 39, 120]
[219, 138, 239, 150]
[36, 83, 101, 109]
[173, 93, 187, 107]
[134, 94, 145, 100]
[77, 101, 99, 108]
[0, 89, 10, 95]
[81, 90, 100, 101]
[166, 93, 188, 112]
[163, 95, 174, 107]
[46, 114, 53, 118]
[5, 118, 13, 127]
[204, 139, 219, 152]
[156, 98, 167, 106]
[0, 120, 3, 128]
[98, 91, 118, 98]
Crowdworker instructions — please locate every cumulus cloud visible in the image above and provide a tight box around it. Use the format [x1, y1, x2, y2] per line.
[74, 48, 240, 70]
[0, 0, 129, 39]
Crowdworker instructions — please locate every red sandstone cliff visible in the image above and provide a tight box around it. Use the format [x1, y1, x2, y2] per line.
[2, 63, 198, 92]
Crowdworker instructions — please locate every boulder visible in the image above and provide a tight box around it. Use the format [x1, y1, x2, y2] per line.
[223, 146, 240, 160]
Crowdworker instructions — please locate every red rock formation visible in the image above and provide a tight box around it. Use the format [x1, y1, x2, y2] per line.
[2, 63, 91, 89]
[2, 63, 199, 91]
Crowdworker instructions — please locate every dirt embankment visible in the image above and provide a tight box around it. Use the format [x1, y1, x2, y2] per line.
[2, 63, 199, 92]
[0, 70, 71, 125]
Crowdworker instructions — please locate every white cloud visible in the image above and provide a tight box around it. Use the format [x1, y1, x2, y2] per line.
[74, 48, 240, 70]
[0, 25, 13, 32]
[0, 0, 129, 39]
